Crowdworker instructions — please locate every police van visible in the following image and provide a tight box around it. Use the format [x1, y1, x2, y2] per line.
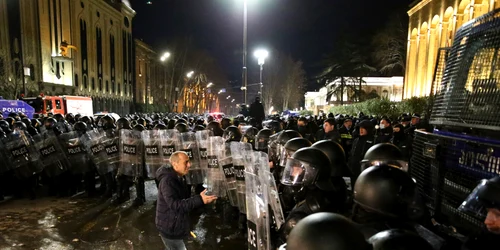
[409, 8, 500, 243]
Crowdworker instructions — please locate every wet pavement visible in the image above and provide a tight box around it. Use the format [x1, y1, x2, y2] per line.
[0, 181, 247, 250]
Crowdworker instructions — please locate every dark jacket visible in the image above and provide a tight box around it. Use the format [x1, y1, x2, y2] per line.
[324, 130, 341, 144]
[155, 167, 204, 239]
[376, 127, 393, 143]
[249, 101, 265, 122]
[348, 121, 375, 183]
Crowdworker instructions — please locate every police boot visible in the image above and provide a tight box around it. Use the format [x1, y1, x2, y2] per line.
[112, 175, 129, 205]
[84, 171, 97, 197]
[102, 172, 114, 199]
[132, 178, 146, 207]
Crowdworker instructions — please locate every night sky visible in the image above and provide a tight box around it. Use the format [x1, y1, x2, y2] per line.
[132, 0, 413, 101]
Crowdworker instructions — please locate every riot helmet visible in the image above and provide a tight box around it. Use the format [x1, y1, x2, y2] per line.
[133, 124, 145, 132]
[21, 118, 32, 129]
[5, 117, 15, 128]
[80, 116, 92, 126]
[221, 117, 231, 129]
[267, 120, 283, 134]
[31, 119, 41, 130]
[175, 123, 189, 133]
[241, 127, 259, 145]
[44, 117, 58, 129]
[137, 118, 147, 127]
[73, 121, 88, 134]
[0, 120, 11, 134]
[65, 113, 75, 124]
[277, 130, 302, 145]
[361, 143, 408, 171]
[207, 115, 214, 123]
[255, 128, 272, 152]
[13, 121, 27, 131]
[116, 117, 131, 130]
[368, 229, 434, 250]
[167, 119, 176, 129]
[193, 124, 205, 132]
[281, 147, 334, 191]
[53, 113, 64, 122]
[176, 118, 187, 125]
[206, 121, 223, 136]
[223, 125, 242, 142]
[459, 177, 500, 219]
[282, 212, 370, 250]
[154, 123, 168, 130]
[311, 140, 347, 177]
[353, 164, 422, 220]
[99, 115, 116, 130]
[279, 138, 312, 166]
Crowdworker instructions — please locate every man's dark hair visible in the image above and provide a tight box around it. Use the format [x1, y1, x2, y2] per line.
[381, 118, 391, 124]
[324, 118, 336, 126]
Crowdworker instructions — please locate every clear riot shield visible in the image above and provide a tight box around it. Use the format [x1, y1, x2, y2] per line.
[4, 131, 42, 178]
[84, 130, 113, 175]
[161, 129, 179, 166]
[245, 151, 270, 250]
[102, 130, 120, 166]
[219, 143, 238, 207]
[268, 133, 280, 164]
[32, 131, 69, 177]
[206, 136, 226, 197]
[196, 130, 212, 185]
[265, 170, 285, 230]
[231, 142, 252, 214]
[58, 132, 91, 175]
[142, 130, 164, 179]
[176, 132, 202, 185]
[118, 129, 143, 177]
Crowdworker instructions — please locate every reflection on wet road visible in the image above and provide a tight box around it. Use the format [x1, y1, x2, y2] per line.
[0, 181, 246, 249]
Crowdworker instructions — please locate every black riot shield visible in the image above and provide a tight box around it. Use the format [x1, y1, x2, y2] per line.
[245, 151, 270, 250]
[176, 132, 202, 185]
[84, 130, 113, 175]
[206, 136, 226, 197]
[142, 130, 164, 179]
[59, 132, 91, 175]
[4, 131, 43, 178]
[219, 143, 238, 207]
[0, 137, 12, 174]
[32, 131, 69, 177]
[118, 129, 144, 177]
[161, 129, 179, 166]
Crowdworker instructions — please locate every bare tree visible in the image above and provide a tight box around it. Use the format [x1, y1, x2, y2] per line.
[373, 14, 407, 76]
[283, 59, 306, 110]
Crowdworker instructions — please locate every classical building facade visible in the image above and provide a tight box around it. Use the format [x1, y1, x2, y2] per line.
[305, 77, 404, 115]
[0, 0, 135, 115]
[405, 0, 499, 98]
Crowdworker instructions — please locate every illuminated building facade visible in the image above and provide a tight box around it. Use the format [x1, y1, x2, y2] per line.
[0, 0, 135, 115]
[405, 0, 498, 98]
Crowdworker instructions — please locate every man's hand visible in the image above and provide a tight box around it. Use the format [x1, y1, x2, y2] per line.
[200, 189, 217, 204]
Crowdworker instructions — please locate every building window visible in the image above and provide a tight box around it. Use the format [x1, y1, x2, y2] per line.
[106, 80, 109, 92]
[75, 74, 79, 88]
[112, 81, 115, 93]
[382, 90, 389, 99]
[124, 82, 127, 95]
[118, 82, 121, 94]
[55, 100, 61, 109]
[83, 75, 88, 89]
[99, 79, 102, 91]
[91, 78, 95, 90]
[124, 17, 129, 28]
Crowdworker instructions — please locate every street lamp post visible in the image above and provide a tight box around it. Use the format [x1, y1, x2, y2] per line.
[160, 52, 171, 105]
[254, 49, 268, 100]
[242, 0, 248, 105]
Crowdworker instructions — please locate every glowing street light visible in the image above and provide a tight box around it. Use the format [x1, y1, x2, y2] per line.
[207, 82, 213, 88]
[186, 71, 194, 78]
[226, 95, 231, 100]
[231, 99, 235, 103]
[160, 52, 171, 61]
[254, 49, 268, 100]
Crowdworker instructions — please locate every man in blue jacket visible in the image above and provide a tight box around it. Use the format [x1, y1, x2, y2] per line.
[156, 151, 217, 250]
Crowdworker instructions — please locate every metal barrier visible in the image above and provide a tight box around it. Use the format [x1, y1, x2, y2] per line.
[410, 130, 500, 234]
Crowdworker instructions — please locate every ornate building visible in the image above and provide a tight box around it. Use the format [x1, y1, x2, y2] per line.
[0, 0, 135, 115]
[405, 0, 498, 98]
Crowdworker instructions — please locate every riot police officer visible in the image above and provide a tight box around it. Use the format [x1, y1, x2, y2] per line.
[278, 147, 337, 244]
[360, 143, 408, 172]
[369, 229, 434, 250]
[460, 177, 500, 249]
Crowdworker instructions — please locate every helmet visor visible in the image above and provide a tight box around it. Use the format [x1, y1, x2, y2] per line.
[255, 137, 269, 151]
[361, 159, 409, 172]
[280, 158, 318, 187]
[279, 146, 295, 167]
[459, 179, 490, 217]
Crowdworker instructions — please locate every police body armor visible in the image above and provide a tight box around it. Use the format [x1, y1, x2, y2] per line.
[245, 151, 271, 250]
[59, 131, 91, 175]
[32, 130, 69, 177]
[142, 129, 165, 179]
[4, 130, 42, 178]
[118, 129, 144, 178]
[206, 136, 226, 197]
[176, 132, 202, 185]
